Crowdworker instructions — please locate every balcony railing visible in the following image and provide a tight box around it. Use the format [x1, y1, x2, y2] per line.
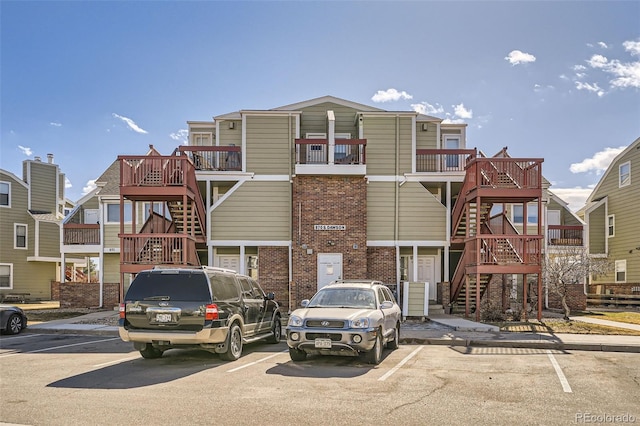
[467, 157, 543, 190]
[63, 224, 100, 245]
[548, 225, 584, 246]
[120, 234, 199, 266]
[178, 146, 242, 171]
[416, 149, 476, 172]
[466, 235, 542, 266]
[295, 139, 366, 165]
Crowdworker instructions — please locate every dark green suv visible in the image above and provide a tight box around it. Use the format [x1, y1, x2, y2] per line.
[118, 266, 281, 360]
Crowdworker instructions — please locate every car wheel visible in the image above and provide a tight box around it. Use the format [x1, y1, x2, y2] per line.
[5, 314, 24, 335]
[288, 347, 307, 362]
[220, 323, 243, 361]
[139, 344, 163, 359]
[268, 317, 281, 344]
[364, 329, 383, 365]
[386, 323, 400, 350]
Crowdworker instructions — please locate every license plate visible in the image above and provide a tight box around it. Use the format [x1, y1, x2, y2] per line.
[314, 338, 332, 349]
[155, 313, 172, 323]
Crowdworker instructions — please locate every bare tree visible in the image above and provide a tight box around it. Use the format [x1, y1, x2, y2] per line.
[542, 247, 613, 320]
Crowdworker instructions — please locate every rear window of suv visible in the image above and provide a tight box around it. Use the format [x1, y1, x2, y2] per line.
[125, 270, 211, 302]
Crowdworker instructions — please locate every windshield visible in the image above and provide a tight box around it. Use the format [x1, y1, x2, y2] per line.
[307, 288, 376, 309]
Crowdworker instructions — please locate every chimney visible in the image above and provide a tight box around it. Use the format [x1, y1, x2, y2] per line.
[47, 153, 54, 164]
[34, 156, 41, 162]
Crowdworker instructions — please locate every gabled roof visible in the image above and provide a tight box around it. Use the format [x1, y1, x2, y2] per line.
[585, 137, 640, 204]
[214, 95, 442, 122]
[94, 160, 120, 196]
[547, 190, 586, 225]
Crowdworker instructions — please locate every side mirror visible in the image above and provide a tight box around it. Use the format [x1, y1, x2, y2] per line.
[266, 292, 275, 300]
[301, 299, 310, 308]
[380, 301, 393, 310]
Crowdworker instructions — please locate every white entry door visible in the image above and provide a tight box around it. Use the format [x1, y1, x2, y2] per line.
[317, 253, 342, 291]
[409, 256, 437, 301]
[217, 255, 240, 272]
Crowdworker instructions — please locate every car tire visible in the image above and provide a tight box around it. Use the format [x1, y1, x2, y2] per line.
[288, 347, 307, 362]
[139, 344, 163, 359]
[267, 317, 282, 344]
[364, 329, 383, 365]
[5, 313, 24, 335]
[386, 323, 400, 350]
[220, 323, 243, 361]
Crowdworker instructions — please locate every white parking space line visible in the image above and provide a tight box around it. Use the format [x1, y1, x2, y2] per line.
[94, 355, 141, 368]
[547, 350, 572, 393]
[0, 333, 43, 341]
[0, 337, 120, 359]
[378, 346, 424, 382]
[226, 350, 288, 373]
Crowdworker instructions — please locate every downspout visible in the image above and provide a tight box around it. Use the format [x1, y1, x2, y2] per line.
[289, 113, 293, 312]
[395, 115, 400, 244]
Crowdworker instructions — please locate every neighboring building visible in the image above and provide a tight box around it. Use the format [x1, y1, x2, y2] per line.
[0, 154, 66, 300]
[583, 137, 640, 292]
[116, 96, 547, 320]
[60, 145, 163, 306]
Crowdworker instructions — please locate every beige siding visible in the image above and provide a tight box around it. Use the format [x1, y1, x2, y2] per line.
[299, 102, 359, 138]
[211, 181, 290, 240]
[28, 162, 58, 213]
[398, 182, 447, 241]
[397, 117, 414, 174]
[218, 122, 242, 146]
[367, 182, 396, 240]
[363, 117, 398, 175]
[0, 173, 30, 268]
[39, 221, 61, 258]
[416, 123, 437, 150]
[245, 116, 293, 174]
[9, 261, 55, 298]
[104, 224, 121, 248]
[407, 282, 426, 316]
[103, 253, 122, 284]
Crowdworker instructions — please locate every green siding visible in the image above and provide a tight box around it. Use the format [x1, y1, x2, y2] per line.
[407, 282, 426, 316]
[398, 183, 447, 241]
[103, 253, 124, 285]
[219, 122, 242, 147]
[416, 124, 437, 150]
[245, 116, 293, 174]
[588, 204, 606, 254]
[211, 181, 290, 240]
[299, 102, 359, 138]
[363, 116, 398, 175]
[8, 261, 55, 298]
[28, 162, 58, 213]
[39, 221, 61, 258]
[367, 182, 396, 240]
[104, 224, 120, 248]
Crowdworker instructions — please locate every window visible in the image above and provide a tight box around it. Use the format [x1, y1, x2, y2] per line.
[0, 182, 9, 207]
[619, 161, 631, 187]
[615, 260, 626, 283]
[512, 204, 538, 225]
[14, 224, 27, 249]
[191, 133, 212, 146]
[106, 203, 132, 223]
[143, 202, 170, 221]
[0, 264, 12, 289]
[444, 135, 461, 168]
[607, 215, 615, 237]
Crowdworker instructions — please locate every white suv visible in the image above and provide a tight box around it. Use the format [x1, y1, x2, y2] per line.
[286, 280, 402, 364]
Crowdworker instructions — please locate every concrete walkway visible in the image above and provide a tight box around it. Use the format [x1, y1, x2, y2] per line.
[569, 315, 640, 332]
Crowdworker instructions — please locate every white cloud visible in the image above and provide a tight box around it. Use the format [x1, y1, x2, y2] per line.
[598, 41, 609, 49]
[453, 103, 473, 119]
[569, 146, 626, 174]
[371, 89, 413, 103]
[411, 101, 444, 115]
[50, 122, 62, 127]
[504, 50, 536, 65]
[442, 118, 465, 124]
[623, 40, 640, 56]
[573, 65, 586, 71]
[170, 129, 189, 144]
[112, 113, 148, 134]
[550, 187, 594, 212]
[574, 81, 604, 97]
[18, 145, 32, 156]
[82, 179, 97, 195]
[65, 177, 72, 189]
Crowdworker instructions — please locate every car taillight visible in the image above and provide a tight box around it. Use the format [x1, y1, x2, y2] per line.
[119, 303, 125, 319]
[205, 304, 219, 320]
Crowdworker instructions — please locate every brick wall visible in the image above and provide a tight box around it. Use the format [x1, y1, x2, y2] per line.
[367, 247, 396, 283]
[291, 176, 368, 305]
[258, 246, 290, 312]
[548, 283, 587, 311]
[53, 281, 120, 309]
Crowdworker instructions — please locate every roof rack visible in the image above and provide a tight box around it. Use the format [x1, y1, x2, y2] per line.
[151, 265, 238, 274]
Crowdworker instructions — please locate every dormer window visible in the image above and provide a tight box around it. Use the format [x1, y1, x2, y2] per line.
[0, 182, 9, 207]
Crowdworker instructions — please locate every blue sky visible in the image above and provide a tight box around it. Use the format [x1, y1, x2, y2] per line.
[1, 1, 639, 211]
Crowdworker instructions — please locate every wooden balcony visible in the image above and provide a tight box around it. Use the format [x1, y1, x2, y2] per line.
[120, 234, 200, 267]
[465, 235, 542, 272]
[548, 225, 584, 246]
[63, 224, 100, 245]
[416, 149, 476, 172]
[178, 146, 242, 171]
[464, 157, 543, 203]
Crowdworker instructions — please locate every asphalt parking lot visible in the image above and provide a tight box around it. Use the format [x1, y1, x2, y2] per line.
[1, 333, 639, 425]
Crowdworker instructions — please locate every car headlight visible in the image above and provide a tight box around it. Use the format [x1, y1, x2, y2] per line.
[288, 315, 304, 327]
[350, 318, 370, 328]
